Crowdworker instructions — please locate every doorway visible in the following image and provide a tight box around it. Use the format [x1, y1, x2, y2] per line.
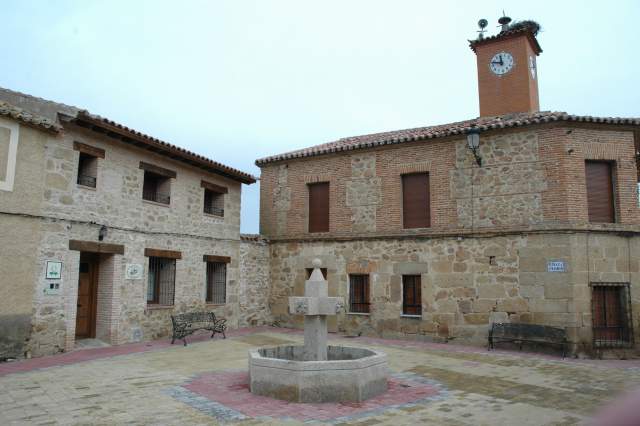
[75, 253, 99, 339]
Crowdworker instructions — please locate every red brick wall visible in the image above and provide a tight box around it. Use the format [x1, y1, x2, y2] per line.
[259, 125, 640, 240]
[475, 34, 540, 117]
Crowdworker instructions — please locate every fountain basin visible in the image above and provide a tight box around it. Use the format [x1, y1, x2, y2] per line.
[248, 345, 388, 403]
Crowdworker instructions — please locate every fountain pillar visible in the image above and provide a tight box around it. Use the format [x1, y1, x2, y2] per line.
[248, 258, 388, 403]
[289, 259, 344, 361]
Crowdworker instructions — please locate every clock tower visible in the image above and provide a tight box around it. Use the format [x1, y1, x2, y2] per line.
[470, 17, 542, 117]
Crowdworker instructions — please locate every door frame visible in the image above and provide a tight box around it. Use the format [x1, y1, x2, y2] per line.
[76, 252, 99, 339]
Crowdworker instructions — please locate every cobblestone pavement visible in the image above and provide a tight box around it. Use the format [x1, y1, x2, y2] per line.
[1, 327, 640, 425]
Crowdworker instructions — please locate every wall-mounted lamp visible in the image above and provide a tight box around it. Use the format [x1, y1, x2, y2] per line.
[466, 127, 482, 167]
[98, 225, 108, 241]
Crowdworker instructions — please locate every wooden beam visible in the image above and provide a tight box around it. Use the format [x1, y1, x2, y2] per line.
[200, 180, 229, 194]
[69, 240, 124, 255]
[203, 255, 231, 263]
[139, 161, 177, 179]
[145, 248, 182, 259]
[73, 141, 105, 159]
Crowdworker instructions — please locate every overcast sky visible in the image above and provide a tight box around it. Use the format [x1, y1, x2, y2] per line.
[2, 1, 639, 233]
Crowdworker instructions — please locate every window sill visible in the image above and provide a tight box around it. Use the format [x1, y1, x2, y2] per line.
[77, 184, 97, 191]
[401, 314, 422, 319]
[203, 212, 224, 219]
[347, 312, 370, 316]
[146, 304, 174, 311]
[143, 199, 170, 208]
[205, 303, 226, 307]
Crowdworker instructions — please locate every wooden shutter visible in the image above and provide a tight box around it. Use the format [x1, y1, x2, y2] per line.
[308, 182, 329, 233]
[402, 173, 430, 228]
[585, 161, 615, 223]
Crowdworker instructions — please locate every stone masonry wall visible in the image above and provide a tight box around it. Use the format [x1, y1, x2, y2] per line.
[269, 234, 640, 356]
[238, 236, 272, 327]
[259, 125, 640, 240]
[14, 121, 251, 357]
[0, 123, 50, 359]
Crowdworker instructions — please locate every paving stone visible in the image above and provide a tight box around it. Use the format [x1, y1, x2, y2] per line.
[0, 328, 638, 425]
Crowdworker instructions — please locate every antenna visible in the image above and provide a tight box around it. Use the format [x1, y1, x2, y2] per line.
[498, 12, 512, 32]
[477, 19, 488, 39]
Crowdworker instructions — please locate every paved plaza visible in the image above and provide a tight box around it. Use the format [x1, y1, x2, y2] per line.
[1, 327, 640, 425]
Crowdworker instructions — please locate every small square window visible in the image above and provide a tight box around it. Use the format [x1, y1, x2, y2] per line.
[402, 275, 422, 316]
[204, 189, 224, 216]
[143, 171, 171, 204]
[206, 262, 227, 304]
[349, 274, 370, 313]
[147, 257, 176, 305]
[77, 153, 98, 188]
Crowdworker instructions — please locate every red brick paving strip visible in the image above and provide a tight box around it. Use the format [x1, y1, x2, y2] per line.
[1, 326, 638, 377]
[183, 371, 439, 421]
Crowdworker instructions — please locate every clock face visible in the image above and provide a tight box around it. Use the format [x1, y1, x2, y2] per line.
[489, 51, 514, 75]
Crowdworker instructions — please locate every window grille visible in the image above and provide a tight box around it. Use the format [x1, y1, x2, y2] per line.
[206, 262, 227, 304]
[402, 275, 422, 316]
[147, 257, 176, 305]
[591, 283, 634, 348]
[349, 274, 370, 313]
[204, 189, 225, 216]
[143, 171, 171, 204]
[77, 152, 98, 188]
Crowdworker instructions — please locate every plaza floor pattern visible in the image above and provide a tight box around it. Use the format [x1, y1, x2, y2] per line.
[1, 327, 639, 425]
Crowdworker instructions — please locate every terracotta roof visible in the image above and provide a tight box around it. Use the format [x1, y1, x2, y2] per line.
[69, 111, 256, 184]
[255, 111, 640, 166]
[469, 26, 542, 55]
[0, 100, 62, 133]
[0, 86, 255, 184]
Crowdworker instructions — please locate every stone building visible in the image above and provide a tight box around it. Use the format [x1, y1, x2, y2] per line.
[0, 88, 271, 359]
[256, 22, 640, 356]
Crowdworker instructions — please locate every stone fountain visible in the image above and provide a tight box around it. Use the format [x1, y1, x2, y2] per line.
[248, 259, 388, 403]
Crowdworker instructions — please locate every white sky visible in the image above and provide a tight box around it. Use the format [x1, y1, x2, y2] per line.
[2, 0, 639, 233]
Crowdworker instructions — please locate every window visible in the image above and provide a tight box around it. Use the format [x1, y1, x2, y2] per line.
[143, 171, 171, 204]
[305, 268, 327, 279]
[73, 142, 104, 188]
[77, 152, 98, 188]
[402, 173, 430, 229]
[349, 274, 370, 313]
[308, 182, 329, 233]
[204, 189, 224, 216]
[402, 275, 422, 316]
[206, 262, 227, 304]
[585, 161, 615, 223]
[591, 284, 633, 348]
[147, 257, 176, 305]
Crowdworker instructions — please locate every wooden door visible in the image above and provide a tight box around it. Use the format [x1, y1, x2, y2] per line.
[76, 254, 98, 338]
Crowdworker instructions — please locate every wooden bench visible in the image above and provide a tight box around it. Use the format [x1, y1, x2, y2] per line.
[488, 323, 568, 358]
[171, 311, 227, 346]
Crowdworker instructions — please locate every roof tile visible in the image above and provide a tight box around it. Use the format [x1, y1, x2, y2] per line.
[255, 111, 640, 166]
[0, 101, 62, 133]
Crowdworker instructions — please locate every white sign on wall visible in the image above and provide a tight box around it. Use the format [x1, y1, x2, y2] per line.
[125, 263, 144, 280]
[45, 261, 62, 279]
[547, 260, 566, 273]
